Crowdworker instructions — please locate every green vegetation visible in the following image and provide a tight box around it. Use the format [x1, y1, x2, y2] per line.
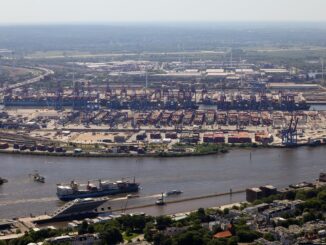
[122, 231, 138, 242]
[8, 186, 326, 245]
[6, 207, 262, 245]
[249, 185, 326, 230]
[143, 208, 263, 245]
[7, 228, 64, 245]
[194, 144, 228, 154]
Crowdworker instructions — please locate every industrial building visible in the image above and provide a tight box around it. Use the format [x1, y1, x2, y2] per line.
[246, 185, 278, 202]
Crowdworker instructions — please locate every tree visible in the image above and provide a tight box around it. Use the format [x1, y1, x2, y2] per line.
[29, 229, 60, 242]
[144, 223, 155, 242]
[117, 214, 152, 232]
[284, 190, 296, 200]
[156, 216, 172, 231]
[16, 235, 33, 245]
[303, 199, 322, 210]
[227, 236, 238, 245]
[236, 230, 261, 243]
[306, 189, 317, 199]
[87, 224, 95, 234]
[208, 238, 228, 245]
[303, 212, 315, 223]
[78, 220, 89, 235]
[318, 190, 326, 202]
[174, 230, 205, 245]
[197, 208, 209, 222]
[295, 190, 308, 200]
[153, 233, 171, 245]
[263, 232, 275, 241]
[99, 227, 123, 245]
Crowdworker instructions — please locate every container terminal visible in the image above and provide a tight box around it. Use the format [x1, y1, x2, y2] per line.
[2, 89, 310, 111]
[0, 61, 325, 156]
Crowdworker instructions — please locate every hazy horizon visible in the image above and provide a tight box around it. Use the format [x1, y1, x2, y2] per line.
[1, 0, 326, 24]
[1, 21, 326, 29]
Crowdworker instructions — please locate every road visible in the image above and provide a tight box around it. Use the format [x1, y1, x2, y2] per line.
[0, 67, 54, 94]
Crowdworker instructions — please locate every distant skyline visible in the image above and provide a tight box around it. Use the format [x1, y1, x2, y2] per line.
[0, 0, 326, 24]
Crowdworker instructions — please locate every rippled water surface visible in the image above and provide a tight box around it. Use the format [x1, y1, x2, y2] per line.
[0, 146, 325, 218]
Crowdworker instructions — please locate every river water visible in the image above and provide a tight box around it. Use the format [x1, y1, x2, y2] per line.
[310, 104, 326, 111]
[0, 147, 325, 218]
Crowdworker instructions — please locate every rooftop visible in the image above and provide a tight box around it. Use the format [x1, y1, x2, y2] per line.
[213, 230, 232, 239]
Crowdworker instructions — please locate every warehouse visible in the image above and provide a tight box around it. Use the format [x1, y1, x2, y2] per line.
[267, 82, 320, 90]
[228, 132, 252, 144]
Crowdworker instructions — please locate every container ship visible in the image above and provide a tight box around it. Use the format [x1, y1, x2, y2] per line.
[202, 93, 310, 111]
[56, 178, 139, 201]
[3, 96, 95, 109]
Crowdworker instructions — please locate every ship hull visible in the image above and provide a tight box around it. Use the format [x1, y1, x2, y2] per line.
[57, 185, 139, 201]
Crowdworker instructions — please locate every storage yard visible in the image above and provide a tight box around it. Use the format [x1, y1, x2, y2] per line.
[0, 106, 325, 156]
[0, 59, 326, 156]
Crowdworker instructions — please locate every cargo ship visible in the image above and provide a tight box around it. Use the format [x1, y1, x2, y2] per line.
[56, 178, 139, 201]
[198, 93, 310, 111]
[3, 96, 94, 109]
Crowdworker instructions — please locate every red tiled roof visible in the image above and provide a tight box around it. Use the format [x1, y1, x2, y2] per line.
[213, 230, 232, 239]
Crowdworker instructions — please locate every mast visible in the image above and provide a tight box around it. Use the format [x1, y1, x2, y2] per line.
[322, 58, 324, 84]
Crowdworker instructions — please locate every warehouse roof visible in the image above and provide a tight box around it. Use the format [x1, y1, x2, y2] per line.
[268, 83, 320, 89]
[261, 68, 289, 73]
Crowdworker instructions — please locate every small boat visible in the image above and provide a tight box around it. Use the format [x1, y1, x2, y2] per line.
[155, 193, 165, 206]
[0, 177, 8, 185]
[164, 190, 183, 196]
[30, 171, 45, 183]
[308, 139, 322, 147]
[127, 194, 139, 199]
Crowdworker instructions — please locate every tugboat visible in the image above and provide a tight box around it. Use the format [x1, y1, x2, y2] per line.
[30, 171, 45, 183]
[0, 177, 8, 185]
[308, 139, 322, 147]
[155, 193, 165, 206]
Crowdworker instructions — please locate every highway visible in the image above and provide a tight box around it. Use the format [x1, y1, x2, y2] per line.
[0, 67, 54, 94]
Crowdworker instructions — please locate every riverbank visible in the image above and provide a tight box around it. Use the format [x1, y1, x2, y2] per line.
[110, 189, 245, 214]
[0, 147, 227, 158]
[0, 141, 325, 158]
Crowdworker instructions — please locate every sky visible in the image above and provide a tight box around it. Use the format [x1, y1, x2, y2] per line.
[0, 0, 326, 24]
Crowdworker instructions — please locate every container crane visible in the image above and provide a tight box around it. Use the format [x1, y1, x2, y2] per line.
[281, 116, 299, 146]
